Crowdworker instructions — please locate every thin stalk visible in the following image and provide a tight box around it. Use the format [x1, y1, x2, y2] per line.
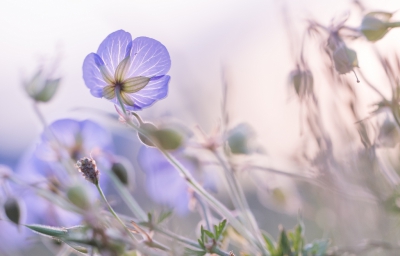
[213, 150, 267, 254]
[95, 184, 138, 243]
[107, 170, 147, 221]
[195, 194, 212, 231]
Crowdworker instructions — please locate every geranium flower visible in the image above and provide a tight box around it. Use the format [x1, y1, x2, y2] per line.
[15, 119, 114, 226]
[138, 146, 217, 215]
[83, 30, 171, 110]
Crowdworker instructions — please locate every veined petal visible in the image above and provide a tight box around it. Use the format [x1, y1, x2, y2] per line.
[99, 65, 114, 84]
[102, 85, 116, 99]
[125, 75, 170, 111]
[124, 37, 171, 78]
[97, 30, 132, 75]
[114, 56, 130, 82]
[122, 76, 150, 93]
[120, 91, 134, 106]
[82, 53, 107, 98]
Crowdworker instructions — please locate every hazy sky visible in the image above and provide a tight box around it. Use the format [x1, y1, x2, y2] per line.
[0, 0, 398, 167]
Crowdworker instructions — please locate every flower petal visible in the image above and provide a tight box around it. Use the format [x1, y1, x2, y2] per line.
[103, 85, 116, 100]
[124, 37, 171, 78]
[122, 76, 150, 93]
[138, 146, 191, 215]
[120, 91, 134, 106]
[124, 75, 170, 111]
[97, 30, 132, 75]
[82, 53, 108, 98]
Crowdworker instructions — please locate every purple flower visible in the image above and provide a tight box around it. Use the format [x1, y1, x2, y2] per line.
[83, 30, 171, 110]
[15, 119, 114, 226]
[138, 147, 194, 215]
[137, 145, 220, 216]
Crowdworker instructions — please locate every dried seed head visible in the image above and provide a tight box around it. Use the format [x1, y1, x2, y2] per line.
[76, 157, 99, 185]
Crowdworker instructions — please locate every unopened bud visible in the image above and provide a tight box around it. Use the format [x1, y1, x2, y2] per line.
[138, 122, 158, 147]
[23, 69, 60, 102]
[4, 197, 21, 225]
[111, 162, 129, 185]
[332, 45, 359, 74]
[152, 128, 183, 150]
[76, 157, 99, 185]
[360, 12, 393, 42]
[377, 118, 400, 148]
[227, 123, 256, 155]
[289, 68, 313, 98]
[67, 185, 91, 210]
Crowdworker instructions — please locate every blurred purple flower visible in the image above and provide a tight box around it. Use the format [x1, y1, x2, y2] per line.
[83, 30, 171, 110]
[15, 119, 114, 226]
[138, 146, 216, 215]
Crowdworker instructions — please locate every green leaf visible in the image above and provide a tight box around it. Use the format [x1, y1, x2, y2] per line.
[25, 224, 68, 238]
[157, 210, 173, 224]
[262, 232, 276, 255]
[204, 230, 215, 239]
[276, 228, 293, 256]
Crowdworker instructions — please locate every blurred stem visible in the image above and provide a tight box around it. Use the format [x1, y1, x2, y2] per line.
[114, 96, 265, 254]
[32, 101, 48, 127]
[195, 193, 212, 230]
[95, 183, 138, 243]
[107, 169, 147, 221]
[212, 150, 267, 254]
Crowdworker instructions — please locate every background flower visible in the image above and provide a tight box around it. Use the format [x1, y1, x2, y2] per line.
[15, 119, 114, 226]
[83, 30, 171, 111]
[138, 146, 196, 215]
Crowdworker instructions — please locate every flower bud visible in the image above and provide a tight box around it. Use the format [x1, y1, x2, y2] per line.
[138, 122, 158, 147]
[332, 45, 359, 74]
[377, 118, 400, 148]
[67, 185, 91, 210]
[360, 12, 392, 42]
[289, 68, 313, 98]
[227, 123, 256, 155]
[152, 128, 183, 150]
[4, 197, 21, 226]
[23, 69, 61, 102]
[111, 162, 129, 185]
[76, 157, 99, 185]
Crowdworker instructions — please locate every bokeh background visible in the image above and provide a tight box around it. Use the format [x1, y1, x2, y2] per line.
[1, 0, 400, 255]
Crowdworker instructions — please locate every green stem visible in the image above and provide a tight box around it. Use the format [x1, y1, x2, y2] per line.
[95, 184, 138, 243]
[387, 22, 400, 28]
[107, 169, 147, 221]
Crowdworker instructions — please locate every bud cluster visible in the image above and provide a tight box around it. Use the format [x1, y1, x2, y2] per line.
[76, 157, 99, 185]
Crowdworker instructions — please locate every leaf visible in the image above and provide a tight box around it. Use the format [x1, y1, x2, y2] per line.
[25, 224, 68, 238]
[262, 232, 276, 255]
[204, 230, 215, 239]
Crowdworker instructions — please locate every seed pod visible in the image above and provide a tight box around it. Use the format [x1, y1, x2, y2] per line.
[4, 197, 21, 226]
[111, 162, 129, 185]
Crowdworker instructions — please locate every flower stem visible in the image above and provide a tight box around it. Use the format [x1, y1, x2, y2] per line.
[107, 169, 147, 221]
[95, 183, 138, 243]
